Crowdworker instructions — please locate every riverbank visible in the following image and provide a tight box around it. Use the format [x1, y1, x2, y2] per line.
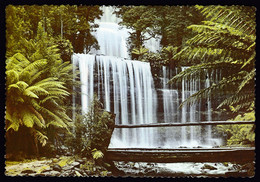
[5, 156, 254, 177]
[5, 156, 112, 177]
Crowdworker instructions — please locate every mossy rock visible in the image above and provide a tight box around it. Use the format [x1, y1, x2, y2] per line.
[57, 157, 74, 167]
[36, 165, 51, 174]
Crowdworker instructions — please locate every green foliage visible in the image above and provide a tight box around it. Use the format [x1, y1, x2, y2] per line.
[83, 96, 115, 155]
[131, 46, 149, 61]
[6, 5, 102, 56]
[91, 149, 104, 160]
[169, 5, 256, 114]
[217, 110, 255, 146]
[65, 96, 115, 158]
[153, 6, 204, 48]
[5, 21, 74, 156]
[115, 6, 203, 59]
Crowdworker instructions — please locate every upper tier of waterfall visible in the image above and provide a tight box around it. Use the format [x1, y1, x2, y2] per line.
[89, 6, 161, 58]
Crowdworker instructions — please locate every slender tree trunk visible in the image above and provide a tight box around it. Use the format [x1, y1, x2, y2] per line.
[60, 14, 63, 39]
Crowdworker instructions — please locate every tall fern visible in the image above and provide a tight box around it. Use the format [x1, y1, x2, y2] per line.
[6, 23, 74, 153]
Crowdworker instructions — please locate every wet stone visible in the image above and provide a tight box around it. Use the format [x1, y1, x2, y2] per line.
[42, 171, 61, 176]
[76, 159, 85, 164]
[52, 164, 62, 172]
[71, 162, 80, 168]
[201, 164, 217, 170]
[52, 158, 59, 163]
[21, 169, 36, 174]
[62, 165, 74, 171]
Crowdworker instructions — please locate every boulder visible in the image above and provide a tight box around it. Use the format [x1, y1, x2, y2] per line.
[62, 165, 74, 171]
[52, 164, 62, 172]
[21, 168, 36, 174]
[42, 171, 61, 176]
[71, 161, 80, 168]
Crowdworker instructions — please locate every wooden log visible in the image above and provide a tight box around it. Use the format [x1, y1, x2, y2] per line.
[114, 121, 255, 128]
[108, 147, 255, 151]
[106, 148, 255, 163]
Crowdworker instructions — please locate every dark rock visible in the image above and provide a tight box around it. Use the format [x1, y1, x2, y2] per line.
[21, 169, 36, 174]
[132, 166, 139, 170]
[41, 169, 52, 173]
[52, 164, 62, 172]
[76, 159, 85, 164]
[201, 164, 217, 170]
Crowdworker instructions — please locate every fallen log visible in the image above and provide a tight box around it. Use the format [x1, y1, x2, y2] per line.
[106, 147, 255, 163]
[115, 121, 255, 128]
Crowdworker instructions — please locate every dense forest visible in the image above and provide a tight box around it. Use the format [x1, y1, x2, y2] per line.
[5, 5, 255, 177]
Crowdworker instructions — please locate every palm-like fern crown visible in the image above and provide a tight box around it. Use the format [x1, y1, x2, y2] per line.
[169, 5, 256, 113]
[6, 23, 74, 146]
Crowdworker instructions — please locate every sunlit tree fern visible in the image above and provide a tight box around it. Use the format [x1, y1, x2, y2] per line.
[6, 23, 74, 151]
[6, 53, 72, 146]
[169, 5, 256, 114]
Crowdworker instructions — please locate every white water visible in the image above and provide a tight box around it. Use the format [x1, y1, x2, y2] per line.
[89, 6, 160, 58]
[73, 54, 158, 147]
[73, 6, 222, 148]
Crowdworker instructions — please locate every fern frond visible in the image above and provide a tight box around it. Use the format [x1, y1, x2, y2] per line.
[237, 69, 255, 93]
[6, 70, 19, 85]
[179, 73, 245, 107]
[23, 89, 39, 99]
[28, 105, 46, 127]
[39, 96, 60, 104]
[217, 92, 254, 110]
[32, 129, 48, 147]
[22, 111, 35, 128]
[22, 59, 47, 73]
[168, 60, 243, 83]
[26, 86, 49, 96]
[6, 113, 20, 132]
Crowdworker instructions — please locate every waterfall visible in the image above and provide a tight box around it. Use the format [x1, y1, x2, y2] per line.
[72, 6, 222, 148]
[73, 54, 158, 147]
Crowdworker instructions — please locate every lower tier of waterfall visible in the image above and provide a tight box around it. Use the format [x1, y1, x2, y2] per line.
[73, 53, 223, 148]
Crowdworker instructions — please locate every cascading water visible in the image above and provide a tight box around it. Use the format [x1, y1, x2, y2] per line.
[73, 6, 222, 149]
[73, 54, 158, 147]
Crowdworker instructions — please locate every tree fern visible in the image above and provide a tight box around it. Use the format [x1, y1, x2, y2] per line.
[169, 5, 255, 114]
